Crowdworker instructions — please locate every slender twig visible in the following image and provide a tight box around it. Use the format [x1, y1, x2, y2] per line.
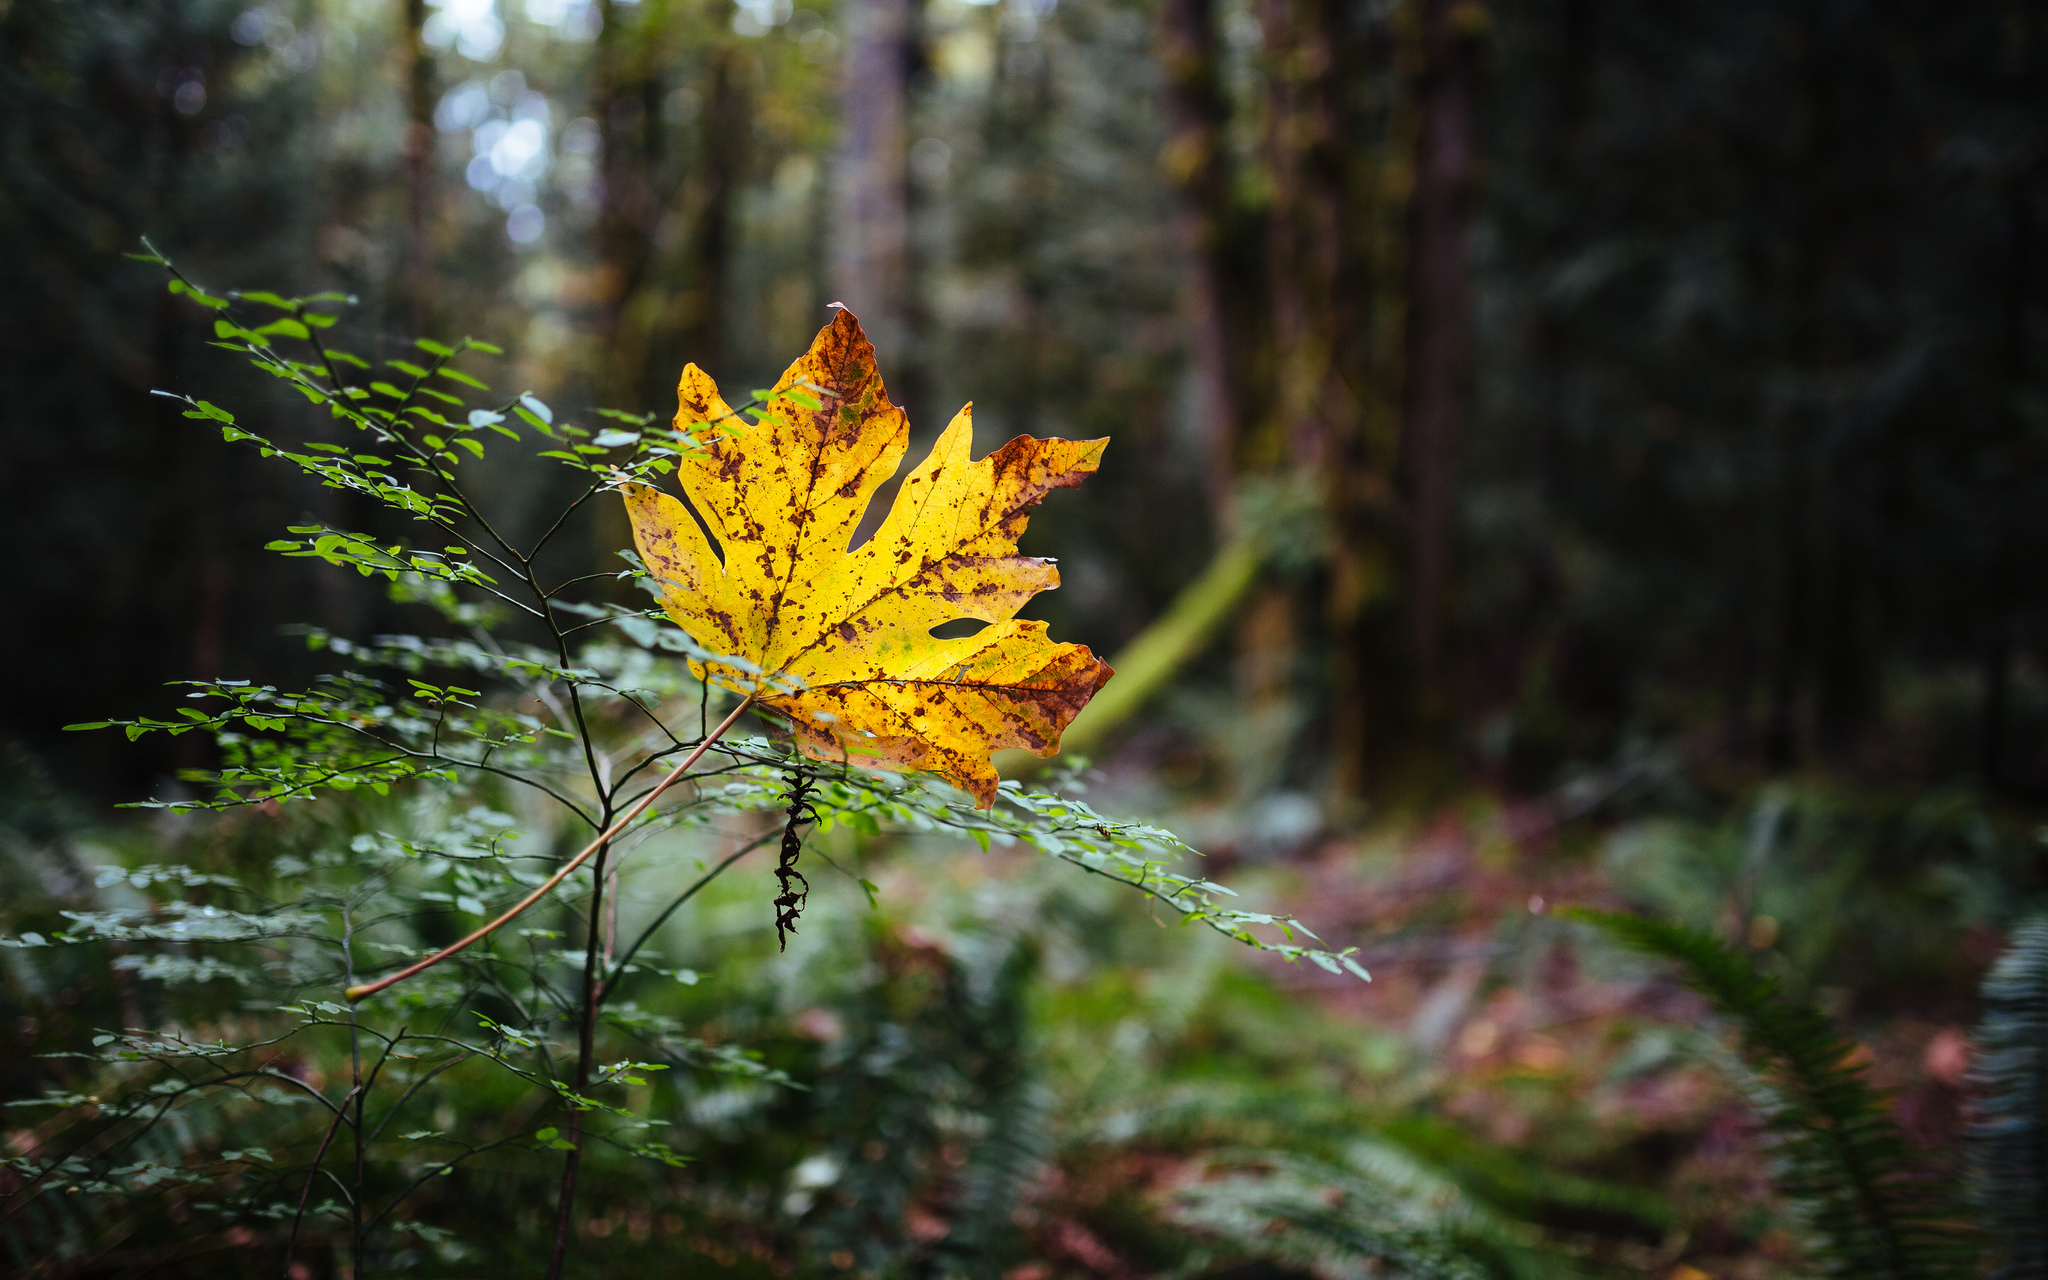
[548, 779, 617, 1280]
[363, 1132, 531, 1236]
[602, 828, 781, 996]
[341, 905, 367, 1276]
[540, 570, 618, 598]
[281, 1082, 362, 1279]
[365, 1052, 472, 1147]
[344, 697, 754, 1002]
[577, 681, 685, 749]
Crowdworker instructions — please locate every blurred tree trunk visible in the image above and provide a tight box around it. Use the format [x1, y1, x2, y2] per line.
[593, 0, 656, 355]
[1982, 158, 2038, 788]
[1159, 0, 1403, 800]
[1259, 0, 1362, 472]
[672, 48, 745, 382]
[1523, 0, 1592, 755]
[833, 0, 912, 358]
[398, 0, 435, 335]
[1159, 0, 1244, 514]
[1401, 0, 1476, 719]
[1261, 0, 1397, 797]
[596, 10, 755, 410]
[1309, 0, 1400, 799]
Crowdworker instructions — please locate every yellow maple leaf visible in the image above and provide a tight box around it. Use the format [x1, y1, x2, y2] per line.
[621, 308, 1113, 807]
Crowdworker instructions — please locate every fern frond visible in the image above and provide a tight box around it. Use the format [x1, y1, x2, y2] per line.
[934, 937, 1051, 1277]
[1377, 1114, 1674, 1235]
[1174, 1150, 1504, 1280]
[1969, 915, 2048, 1280]
[1574, 909, 1976, 1280]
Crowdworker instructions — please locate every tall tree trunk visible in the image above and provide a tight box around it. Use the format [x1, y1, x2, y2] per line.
[674, 48, 745, 381]
[592, 0, 672, 392]
[1303, 0, 1396, 800]
[1262, 0, 1387, 794]
[1762, 419, 1808, 768]
[1402, 0, 1476, 714]
[1164, 0, 1398, 797]
[1159, 0, 1242, 515]
[1259, 0, 1362, 472]
[833, 0, 912, 358]
[399, 0, 435, 335]
[1983, 161, 2036, 789]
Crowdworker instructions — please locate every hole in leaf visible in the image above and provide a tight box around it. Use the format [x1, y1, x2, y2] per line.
[673, 488, 725, 568]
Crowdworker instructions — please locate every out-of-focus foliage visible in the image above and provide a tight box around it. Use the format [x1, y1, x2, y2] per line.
[1599, 781, 2047, 1000]
[1473, 0, 2048, 791]
[1969, 916, 2048, 1280]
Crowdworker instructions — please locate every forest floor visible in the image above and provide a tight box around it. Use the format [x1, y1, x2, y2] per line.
[1214, 803, 1979, 1280]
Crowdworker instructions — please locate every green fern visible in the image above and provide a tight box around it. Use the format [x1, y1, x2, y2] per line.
[1172, 1146, 1560, 1280]
[1102, 1077, 1650, 1279]
[1573, 909, 1975, 1280]
[933, 936, 1053, 1278]
[1969, 915, 2048, 1280]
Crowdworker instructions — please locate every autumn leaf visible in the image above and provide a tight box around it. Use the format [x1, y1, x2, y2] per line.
[621, 309, 1114, 807]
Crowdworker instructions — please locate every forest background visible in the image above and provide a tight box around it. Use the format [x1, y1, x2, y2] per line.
[3, 0, 2048, 1276]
